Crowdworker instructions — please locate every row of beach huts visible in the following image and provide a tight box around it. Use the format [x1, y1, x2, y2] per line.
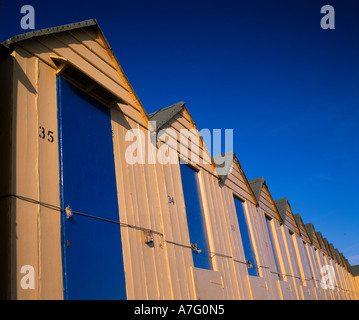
[0, 19, 358, 300]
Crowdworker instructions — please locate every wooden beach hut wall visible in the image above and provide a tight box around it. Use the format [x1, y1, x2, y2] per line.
[344, 257, 359, 300]
[305, 223, 330, 299]
[335, 248, 350, 299]
[352, 265, 359, 298]
[341, 254, 357, 299]
[274, 198, 305, 299]
[150, 103, 270, 300]
[214, 154, 275, 300]
[315, 231, 333, 300]
[349, 262, 359, 300]
[342, 256, 355, 297]
[336, 248, 351, 299]
[0, 19, 154, 300]
[248, 177, 296, 300]
[332, 245, 349, 300]
[337, 251, 351, 299]
[340, 253, 354, 299]
[329, 242, 345, 299]
[149, 102, 246, 300]
[314, 224, 345, 299]
[149, 101, 229, 300]
[348, 260, 358, 298]
[292, 214, 317, 300]
[322, 237, 340, 299]
[352, 267, 359, 300]
[1, 19, 358, 301]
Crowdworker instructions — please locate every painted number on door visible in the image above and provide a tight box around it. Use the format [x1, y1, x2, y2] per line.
[39, 126, 54, 143]
[168, 195, 175, 205]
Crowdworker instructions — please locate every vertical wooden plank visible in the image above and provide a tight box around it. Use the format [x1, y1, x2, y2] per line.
[164, 162, 192, 299]
[124, 126, 152, 300]
[112, 111, 136, 299]
[153, 160, 177, 299]
[141, 146, 172, 300]
[13, 48, 40, 299]
[166, 165, 189, 299]
[295, 239, 316, 299]
[306, 245, 325, 299]
[0, 55, 13, 300]
[111, 110, 146, 299]
[37, 61, 63, 299]
[126, 119, 160, 299]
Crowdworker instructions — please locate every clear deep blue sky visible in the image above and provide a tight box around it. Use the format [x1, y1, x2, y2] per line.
[1, 0, 358, 265]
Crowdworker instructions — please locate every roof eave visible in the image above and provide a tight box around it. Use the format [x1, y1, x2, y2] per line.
[1, 19, 98, 49]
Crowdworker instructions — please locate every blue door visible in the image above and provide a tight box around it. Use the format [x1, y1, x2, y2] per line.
[57, 77, 126, 300]
[179, 164, 212, 270]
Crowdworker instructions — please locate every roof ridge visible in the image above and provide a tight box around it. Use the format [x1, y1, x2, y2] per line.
[149, 101, 185, 131]
[149, 101, 185, 118]
[1, 19, 98, 47]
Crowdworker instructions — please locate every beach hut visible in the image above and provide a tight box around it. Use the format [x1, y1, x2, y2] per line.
[1, 18, 358, 300]
[293, 214, 317, 300]
[274, 198, 304, 299]
[0, 19, 146, 300]
[249, 177, 296, 300]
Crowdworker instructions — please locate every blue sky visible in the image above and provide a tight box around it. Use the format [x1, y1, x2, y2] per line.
[1, 0, 358, 265]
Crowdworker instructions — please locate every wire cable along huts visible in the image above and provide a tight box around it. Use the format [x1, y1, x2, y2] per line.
[0, 19, 358, 300]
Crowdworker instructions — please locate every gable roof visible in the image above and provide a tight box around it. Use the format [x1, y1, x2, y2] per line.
[212, 151, 235, 180]
[149, 101, 218, 172]
[339, 253, 349, 271]
[304, 223, 322, 250]
[329, 243, 339, 263]
[2, 19, 97, 48]
[149, 101, 185, 131]
[334, 248, 343, 267]
[1, 19, 149, 123]
[248, 177, 282, 222]
[213, 152, 258, 205]
[323, 238, 334, 260]
[294, 214, 311, 244]
[315, 231, 329, 256]
[274, 198, 288, 222]
[344, 258, 353, 274]
[274, 198, 300, 235]
[248, 177, 264, 202]
[352, 265, 359, 276]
